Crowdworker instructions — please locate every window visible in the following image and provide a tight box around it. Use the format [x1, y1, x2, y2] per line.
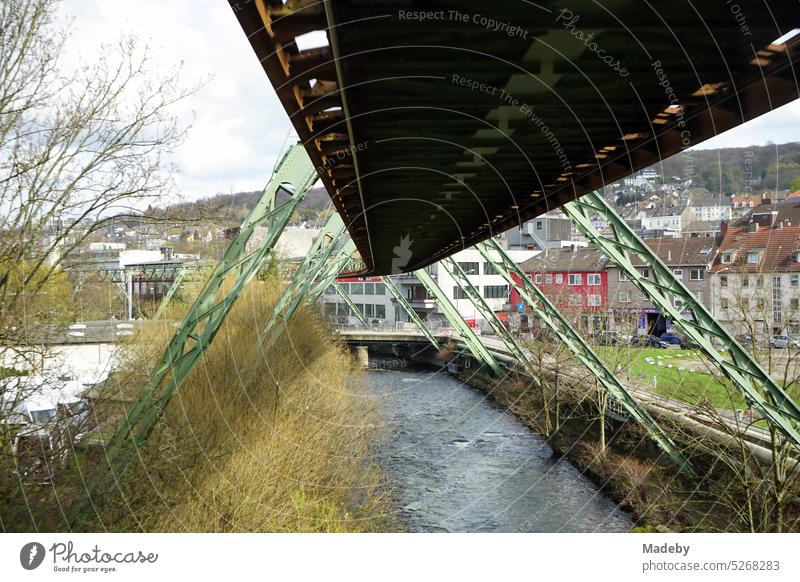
[453, 287, 466, 300]
[339, 283, 349, 293]
[364, 283, 375, 295]
[536, 220, 543, 230]
[375, 305, 386, 319]
[618, 270, 629, 282]
[375, 283, 386, 295]
[756, 298, 766, 310]
[756, 275, 764, 288]
[673, 297, 683, 309]
[618, 290, 631, 303]
[483, 262, 498, 275]
[721, 298, 729, 310]
[720, 275, 728, 287]
[535, 273, 542, 284]
[325, 284, 335, 294]
[640, 268, 650, 278]
[555, 274, 563, 284]
[483, 285, 508, 299]
[588, 294, 601, 307]
[747, 251, 761, 264]
[365, 304, 374, 318]
[351, 283, 364, 295]
[673, 269, 683, 279]
[587, 273, 601, 286]
[791, 275, 799, 288]
[545, 274, 553, 284]
[568, 273, 582, 286]
[721, 252, 734, 264]
[569, 294, 582, 307]
[689, 268, 704, 281]
[742, 275, 749, 288]
[791, 298, 799, 311]
[458, 261, 479, 275]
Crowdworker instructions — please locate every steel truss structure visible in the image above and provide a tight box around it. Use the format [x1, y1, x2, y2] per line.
[562, 191, 800, 447]
[414, 268, 502, 376]
[476, 239, 692, 471]
[331, 281, 369, 326]
[67, 144, 318, 527]
[381, 276, 440, 349]
[257, 213, 357, 351]
[153, 269, 188, 320]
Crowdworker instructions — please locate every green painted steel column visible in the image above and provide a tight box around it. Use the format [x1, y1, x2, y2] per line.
[66, 144, 318, 528]
[440, 257, 532, 372]
[381, 275, 440, 349]
[476, 238, 693, 472]
[563, 191, 800, 447]
[414, 268, 502, 376]
[332, 281, 369, 326]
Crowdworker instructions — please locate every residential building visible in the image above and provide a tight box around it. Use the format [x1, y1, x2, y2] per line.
[710, 201, 800, 338]
[607, 238, 716, 336]
[512, 247, 610, 332]
[505, 211, 575, 250]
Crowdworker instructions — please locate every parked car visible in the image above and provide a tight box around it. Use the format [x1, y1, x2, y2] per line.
[659, 333, 685, 347]
[789, 336, 800, 349]
[630, 334, 669, 348]
[736, 333, 754, 346]
[770, 335, 789, 349]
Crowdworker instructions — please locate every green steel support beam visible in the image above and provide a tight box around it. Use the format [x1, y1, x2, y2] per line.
[308, 240, 359, 303]
[258, 213, 351, 350]
[476, 238, 693, 472]
[440, 257, 532, 372]
[66, 144, 317, 528]
[152, 268, 187, 320]
[331, 281, 369, 326]
[414, 268, 502, 376]
[562, 191, 800, 447]
[381, 276, 440, 349]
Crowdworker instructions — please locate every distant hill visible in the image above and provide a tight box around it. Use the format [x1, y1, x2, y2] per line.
[156, 186, 335, 225]
[639, 141, 800, 194]
[159, 142, 800, 225]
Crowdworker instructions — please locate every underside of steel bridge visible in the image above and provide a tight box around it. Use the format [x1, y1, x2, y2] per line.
[231, 0, 800, 275]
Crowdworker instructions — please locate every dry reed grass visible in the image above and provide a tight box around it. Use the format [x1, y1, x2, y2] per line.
[90, 279, 392, 532]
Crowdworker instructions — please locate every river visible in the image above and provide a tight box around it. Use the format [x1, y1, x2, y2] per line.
[367, 365, 633, 532]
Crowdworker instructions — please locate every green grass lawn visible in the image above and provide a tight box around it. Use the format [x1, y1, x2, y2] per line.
[595, 346, 746, 410]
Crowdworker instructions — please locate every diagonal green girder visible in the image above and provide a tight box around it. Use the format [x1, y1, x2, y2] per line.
[562, 191, 800, 447]
[332, 280, 369, 326]
[153, 268, 187, 320]
[414, 267, 502, 376]
[381, 275, 440, 349]
[65, 144, 318, 528]
[441, 257, 533, 373]
[258, 213, 354, 350]
[476, 238, 694, 473]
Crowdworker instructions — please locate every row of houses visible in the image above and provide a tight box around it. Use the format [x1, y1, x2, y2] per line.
[323, 198, 800, 341]
[518, 199, 800, 338]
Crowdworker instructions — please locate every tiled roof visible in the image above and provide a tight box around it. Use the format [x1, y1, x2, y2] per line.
[520, 247, 608, 272]
[632, 237, 718, 267]
[710, 224, 800, 273]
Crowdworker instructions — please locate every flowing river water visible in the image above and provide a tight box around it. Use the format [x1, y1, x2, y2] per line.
[366, 365, 633, 532]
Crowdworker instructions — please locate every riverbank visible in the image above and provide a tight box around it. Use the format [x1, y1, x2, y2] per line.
[457, 366, 800, 532]
[2, 281, 394, 532]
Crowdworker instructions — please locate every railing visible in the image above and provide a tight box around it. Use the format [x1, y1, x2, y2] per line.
[331, 319, 456, 336]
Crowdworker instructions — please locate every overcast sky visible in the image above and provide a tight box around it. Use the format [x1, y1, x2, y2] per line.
[62, 2, 800, 203]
